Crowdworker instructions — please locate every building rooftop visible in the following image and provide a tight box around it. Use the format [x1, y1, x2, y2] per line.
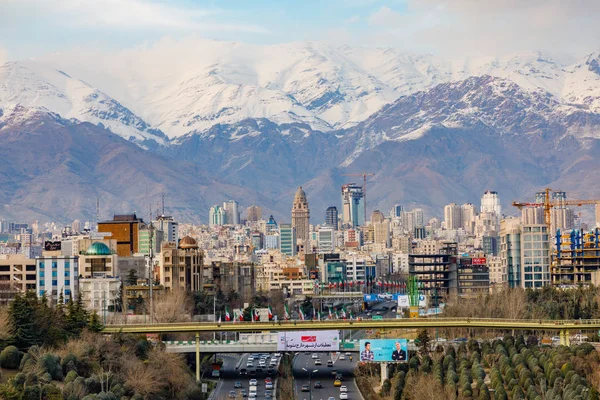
[86, 242, 112, 256]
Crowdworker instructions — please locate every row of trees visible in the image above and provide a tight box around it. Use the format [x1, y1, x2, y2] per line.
[6, 291, 102, 350]
[444, 286, 600, 321]
[366, 334, 600, 400]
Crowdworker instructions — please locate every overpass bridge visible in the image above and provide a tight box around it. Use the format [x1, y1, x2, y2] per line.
[105, 317, 599, 381]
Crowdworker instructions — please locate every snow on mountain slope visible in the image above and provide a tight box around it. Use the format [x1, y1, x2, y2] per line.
[0, 61, 166, 144]
[24, 40, 600, 141]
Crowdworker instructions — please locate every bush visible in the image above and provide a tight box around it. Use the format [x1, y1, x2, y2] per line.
[40, 353, 63, 381]
[0, 346, 21, 369]
[23, 386, 41, 400]
[65, 370, 79, 383]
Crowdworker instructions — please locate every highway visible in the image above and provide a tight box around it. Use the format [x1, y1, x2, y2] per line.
[213, 352, 281, 400]
[293, 352, 362, 400]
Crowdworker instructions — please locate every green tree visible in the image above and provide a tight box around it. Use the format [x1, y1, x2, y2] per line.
[0, 346, 21, 369]
[88, 311, 103, 333]
[126, 269, 139, 286]
[416, 329, 431, 355]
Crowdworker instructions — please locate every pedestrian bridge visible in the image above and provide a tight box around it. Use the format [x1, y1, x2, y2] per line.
[163, 339, 362, 353]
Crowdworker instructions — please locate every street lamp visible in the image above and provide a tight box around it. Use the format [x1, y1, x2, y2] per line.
[302, 368, 319, 400]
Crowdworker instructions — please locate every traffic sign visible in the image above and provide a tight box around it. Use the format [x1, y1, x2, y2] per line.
[372, 316, 383, 320]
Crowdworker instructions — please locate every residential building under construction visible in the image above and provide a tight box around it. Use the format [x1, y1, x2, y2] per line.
[553, 228, 600, 286]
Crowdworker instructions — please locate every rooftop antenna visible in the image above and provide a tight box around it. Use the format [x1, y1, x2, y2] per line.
[161, 191, 165, 216]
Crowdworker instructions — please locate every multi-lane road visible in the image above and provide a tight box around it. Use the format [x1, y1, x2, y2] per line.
[293, 352, 361, 400]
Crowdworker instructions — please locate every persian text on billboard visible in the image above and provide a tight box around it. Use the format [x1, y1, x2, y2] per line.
[359, 339, 409, 362]
[397, 295, 427, 308]
[277, 330, 340, 351]
[472, 257, 487, 265]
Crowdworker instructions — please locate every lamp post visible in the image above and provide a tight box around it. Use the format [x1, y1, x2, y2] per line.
[302, 368, 318, 400]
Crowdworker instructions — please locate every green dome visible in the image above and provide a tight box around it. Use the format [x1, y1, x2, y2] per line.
[86, 242, 111, 256]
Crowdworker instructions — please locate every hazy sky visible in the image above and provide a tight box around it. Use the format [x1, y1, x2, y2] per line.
[0, 0, 598, 64]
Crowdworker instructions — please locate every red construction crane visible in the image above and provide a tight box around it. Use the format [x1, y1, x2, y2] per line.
[342, 172, 374, 223]
[512, 188, 600, 229]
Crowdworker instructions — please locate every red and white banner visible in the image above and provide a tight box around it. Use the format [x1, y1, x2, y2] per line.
[277, 330, 340, 351]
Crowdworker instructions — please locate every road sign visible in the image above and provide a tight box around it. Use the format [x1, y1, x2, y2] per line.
[201, 383, 208, 393]
[372, 316, 383, 320]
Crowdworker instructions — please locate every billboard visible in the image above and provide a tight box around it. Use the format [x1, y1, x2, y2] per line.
[359, 339, 409, 362]
[44, 241, 61, 251]
[277, 330, 340, 351]
[472, 257, 487, 265]
[397, 295, 427, 308]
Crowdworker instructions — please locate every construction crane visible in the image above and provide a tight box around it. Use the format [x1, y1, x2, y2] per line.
[342, 172, 374, 223]
[512, 188, 600, 229]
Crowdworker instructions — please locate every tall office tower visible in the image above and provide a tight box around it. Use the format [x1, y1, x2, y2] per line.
[291, 187, 310, 244]
[266, 215, 278, 233]
[341, 183, 365, 227]
[280, 223, 297, 256]
[154, 215, 179, 243]
[209, 205, 227, 226]
[520, 224, 551, 289]
[461, 203, 476, 234]
[325, 206, 338, 228]
[223, 200, 240, 225]
[481, 191, 502, 216]
[500, 217, 522, 288]
[522, 207, 544, 225]
[390, 204, 403, 219]
[444, 203, 462, 229]
[551, 208, 575, 231]
[401, 211, 416, 232]
[412, 208, 425, 228]
[246, 205, 262, 222]
[371, 210, 385, 223]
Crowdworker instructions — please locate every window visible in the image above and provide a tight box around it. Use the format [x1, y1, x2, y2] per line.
[39, 290, 45, 296]
[40, 280, 45, 287]
[52, 262, 57, 269]
[65, 261, 70, 269]
[65, 280, 70, 286]
[39, 262, 45, 269]
[0, 266, 9, 272]
[65, 271, 70, 277]
[52, 271, 57, 277]
[26, 265, 35, 271]
[52, 280, 57, 286]
[39, 271, 45, 277]
[65, 289, 71, 296]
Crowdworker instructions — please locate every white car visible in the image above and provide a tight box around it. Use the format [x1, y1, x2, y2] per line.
[248, 357, 254, 362]
[340, 393, 348, 399]
[311, 353, 318, 359]
[249, 379, 257, 386]
[339, 355, 345, 360]
[340, 386, 348, 392]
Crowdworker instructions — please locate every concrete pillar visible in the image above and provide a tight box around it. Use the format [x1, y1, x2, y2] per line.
[381, 362, 389, 386]
[196, 332, 200, 382]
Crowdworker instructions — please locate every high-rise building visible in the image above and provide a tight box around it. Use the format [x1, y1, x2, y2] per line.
[500, 217, 522, 288]
[223, 200, 240, 225]
[36, 255, 79, 303]
[522, 207, 544, 225]
[520, 224, 550, 289]
[158, 236, 203, 292]
[280, 224, 297, 257]
[341, 183, 365, 227]
[266, 215, 278, 233]
[209, 205, 227, 226]
[390, 204, 403, 218]
[371, 210, 385, 223]
[401, 211, 416, 232]
[291, 187, 310, 244]
[461, 203, 476, 234]
[444, 203, 462, 229]
[481, 191, 501, 216]
[246, 205, 262, 222]
[72, 220, 81, 233]
[373, 219, 390, 247]
[317, 227, 334, 254]
[413, 208, 425, 228]
[325, 206, 338, 228]
[154, 215, 179, 243]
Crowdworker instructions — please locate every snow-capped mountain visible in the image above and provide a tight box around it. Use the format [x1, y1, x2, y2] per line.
[30, 41, 600, 141]
[0, 61, 167, 145]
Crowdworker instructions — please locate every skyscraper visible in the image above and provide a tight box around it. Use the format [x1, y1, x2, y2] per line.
[444, 203, 462, 229]
[481, 191, 501, 216]
[280, 223, 297, 256]
[341, 183, 365, 227]
[390, 204, 403, 218]
[209, 205, 227, 226]
[325, 206, 338, 228]
[291, 187, 310, 244]
[246, 205, 262, 222]
[223, 200, 240, 225]
[461, 203, 476, 234]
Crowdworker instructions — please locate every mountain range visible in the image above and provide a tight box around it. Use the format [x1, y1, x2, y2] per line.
[1, 40, 600, 224]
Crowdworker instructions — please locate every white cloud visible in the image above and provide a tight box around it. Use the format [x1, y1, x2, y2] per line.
[4, 0, 267, 33]
[364, 0, 600, 57]
[345, 16, 360, 24]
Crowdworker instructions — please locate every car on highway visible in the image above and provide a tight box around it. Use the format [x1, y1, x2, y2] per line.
[315, 359, 322, 365]
[301, 384, 310, 392]
[345, 352, 352, 356]
[229, 390, 236, 398]
[249, 379, 257, 386]
[240, 368, 247, 375]
[248, 393, 256, 399]
[312, 353, 318, 359]
[327, 360, 333, 367]
[335, 373, 343, 381]
[240, 389, 247, 397]
[314, 381, 323, 389]
[247, 356, 254, 362]
[340, 385, 348, 392]
[264, 377, 272, 384]
[234, 381, 243, 388]
[328, 397, 336, 400]
[334, 379, 342, 387]
[266, 382, 273, 390]
[266, 368, 275, 375]
[339, 354, 345, 360]
[340, 392, 349, 399]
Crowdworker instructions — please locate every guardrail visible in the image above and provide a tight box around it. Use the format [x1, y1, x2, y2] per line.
[102, 317, 600, 334]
